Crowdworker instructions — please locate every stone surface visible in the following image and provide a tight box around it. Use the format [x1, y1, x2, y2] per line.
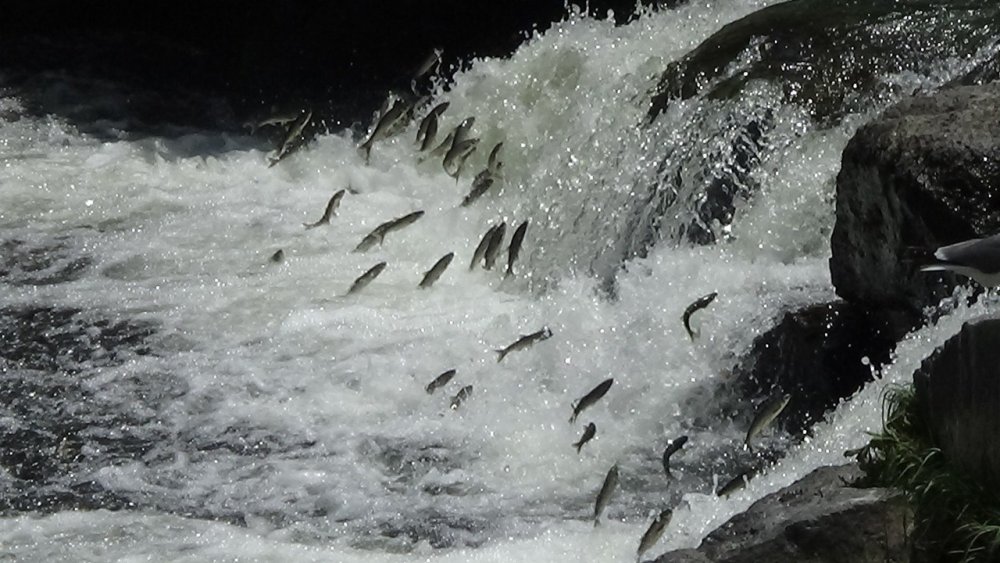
[829, 83, 1000, 313]
[647, 0, 1000, 125]
[732, 301, 908, 434]
[654, 465, 912, 563]
[914, 317, 1000, 491]
[649, 549, 712, 563]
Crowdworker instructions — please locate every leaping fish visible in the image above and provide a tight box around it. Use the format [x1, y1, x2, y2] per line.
[593, 464, 619, 526]
[573, 422, 596, 454]
[636, 509, 673, 558]
[353, 210, 426, 252]
[425, 369, 456, 394]
[303, 189, 347, 229]
[495, 327, 552, 363]
[483, 222, 507, 270]
[346, 262, 387, 295]
[359, 100, 409, 162]
[416, 101, 450, 151]
[744, 393, 791, 452]
[269, 109, 312, 167]
[470, 223, 502, 270]
[570, 378, 613, 423]
[682, 291, 718, 339]
[661, 436, 688, 478]
[450, 385, 473, 410]
[418, 252, 455, 289]
[505, 220, 528, 278]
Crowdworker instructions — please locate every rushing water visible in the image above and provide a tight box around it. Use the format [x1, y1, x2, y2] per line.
[0, 2, 997, 561]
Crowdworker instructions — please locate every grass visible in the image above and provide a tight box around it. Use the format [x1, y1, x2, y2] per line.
[856, 385, 1000, 562]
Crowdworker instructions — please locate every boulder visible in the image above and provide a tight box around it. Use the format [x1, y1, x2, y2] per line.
[829, 83, 1000, 313]
[652, 464, 912, 563]
[913, 317, 1000, 491]
[732, 301, 906, 434]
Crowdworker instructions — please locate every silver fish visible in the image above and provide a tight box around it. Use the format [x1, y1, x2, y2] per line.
[505, 220, 528, 278]
[359, 100, 409, 162]
[416, 101, 450, 150]
[682, 291, 718, 339]
[593, 464, 619, 526]
[470, 223, 500, 270]
[244, 110, 300, 134]
[744, 394, 791, 451]
[269, 109, 312, 167]
[661, 436, 688, 478]
[460, 171, 495, 207]
[487, 142, 503, 174]
[573, 422, 596, 454]
[418, 252, 454, 289]
[426, 128, 456, 161]
[450, 384, 473, 410]
[495, 327, 552, 363]
[570, 378, 613, 424]
[269, 249, 284, 263]
[453, 117, 476, 146]
[483, 222, 507, 270]
[413, 48, 443, 82]
[637, 509, 673, 557]
[717, 467, 758, 497]
[353, 210, 426, 252]
[425, 369, 456, 394]
[443, 138, 479, 179]
[346, 262, 387, 295]
[303, 189, 347, 229]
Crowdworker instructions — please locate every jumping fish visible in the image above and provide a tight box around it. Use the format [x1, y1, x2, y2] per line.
[460, 171, 495, 207]
[269, 249, 284, 263]
[353, 210, 426, 252]
[416, 101, 450, 151]
[418, 252, 454, 289]
[426, 128, 456, 161]
[443, 138, 479, 179]
[505, 220, 528, 278]
[425, 369, 456, 394]
[570, 378, 613, 424]
[303, 189, 347, 229]
[682, 291, 718, 339]
[495, 327, 552, 363]
[661, 436, 688, 477]
[470, 223, 500, 270]
[636, 509, 673, 557]
[593, 464, 619, 526]
[450, 385, 473, 410]
[452, 117, 476, 146]
[346, 262, 387, 295]
[573, 422, 596, 454]
[244, 110, 300, 134]
[359, 100, 409, 162]
[717, 467, 758, 497]
[744, 393, 791, 451]
[483, 222, 507, 270]
[413, 48, 443, 82]
[487, 142, 503, 174]
[269, 109, 312, 167]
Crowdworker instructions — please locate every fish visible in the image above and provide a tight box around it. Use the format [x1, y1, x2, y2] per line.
[637, 509, 673, 557]
[573, 422, 596, 453]
[483, 221, 507, 270]
[269, 249, 284, 263]
[682, 291, 718, 339]
[744, 393, 792, 451]
[593, 464, 619, 526]
[269, 109, 312, 167]
[413, 48, 443, 82]
[505, 220, 528, 278]
[425, 369, 456, 394]
[470, 224, 500, 270]
[353, 210, 426, 252]
[452, 117, 476, 146]
[416, 101, 450, 150]
[661, 436, 689, 477]
[570, 378, 613, 423]
[450, 384, 473, 410]
[495, 327, 552, 363]
[443, 138, 479, 179]
[418, 252, 455, 289]
[460, 171, 495, 207]
[243, 110, 300, 134]
[303, 189, 347, 229]
[426, 128, 456, 161]
[717, 467, 757, 497]
[359, 100, 409, 162]
[487, 142, 503, 174]
[346, 262, 387, 295]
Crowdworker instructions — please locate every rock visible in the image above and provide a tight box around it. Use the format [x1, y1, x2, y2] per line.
[914, 317, 1000, 491]
[653, 465, 911, 563]
[648, 549, 713, 563]
[829, 83, 1000, 313]
[647, 0, 1000, 125]
[732, 301, 906, 435]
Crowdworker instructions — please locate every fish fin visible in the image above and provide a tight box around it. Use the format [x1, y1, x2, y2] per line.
[574, 442, 582, 454]
[495, 349, 505, 362]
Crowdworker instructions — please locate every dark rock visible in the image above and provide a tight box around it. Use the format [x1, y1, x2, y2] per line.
[829, 83, 1000, 313]
[652, 465, 911, 563]
[732, 301, 907, 434]
[647, 0, 1000, 126]
[914, 318, 1000, 491]
[648, 549, 713, 563]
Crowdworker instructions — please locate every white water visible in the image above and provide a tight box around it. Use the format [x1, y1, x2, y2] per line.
[0, 2, 993, 562]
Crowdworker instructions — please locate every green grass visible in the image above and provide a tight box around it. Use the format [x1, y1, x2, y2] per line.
[856, 385, 1000, 562]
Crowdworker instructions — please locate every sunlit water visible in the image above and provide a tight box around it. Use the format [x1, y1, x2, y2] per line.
[0, 2, 995, 561]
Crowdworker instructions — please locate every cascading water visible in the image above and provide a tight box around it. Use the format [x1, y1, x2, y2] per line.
[1, 2, 998, 561]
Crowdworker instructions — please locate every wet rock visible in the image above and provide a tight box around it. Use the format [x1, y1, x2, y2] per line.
[732, 301, 906, 434]
[914, 318, 1000, 491]
[653, 465, 911, 563]
[647, 0, 1000, 126]
[829, 83, 1000, 313]
[649, 549, 712, 563]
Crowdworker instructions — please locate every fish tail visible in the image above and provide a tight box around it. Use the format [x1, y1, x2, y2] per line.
[574, 442, 582, 454]
[495, 349, 505, 362]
